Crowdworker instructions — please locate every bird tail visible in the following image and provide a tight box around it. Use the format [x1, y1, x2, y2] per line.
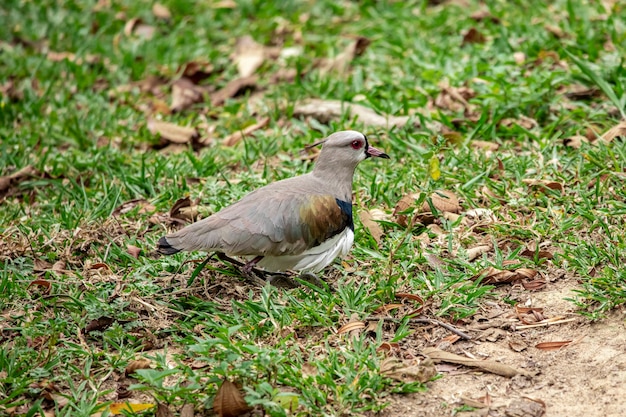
[157, 236, 181, 255]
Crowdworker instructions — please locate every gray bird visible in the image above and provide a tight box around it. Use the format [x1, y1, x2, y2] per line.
[157, 130, 389, 277]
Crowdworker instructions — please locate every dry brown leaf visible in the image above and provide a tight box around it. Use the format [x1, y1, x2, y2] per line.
[211, 76, 257, 107]
[472, 266, 537, 285]
[522, 179, 564, 194]
[84, 316, 114, 333]
[337, 321, 366, 335]
[516, 306, 545, 324]
[213, 380, 251, 417]
[222, 117, 270, 147]
[423, 347, 533, 377]
[466, 244, 492, 261]
[169, 197, 198, 223]
[500, 115, 538, 130]
[318, 36, 370, 74]
[232, 36, 266, 78]
[545, 24, 566, 38]
[156, 402, 175, 417]
[359, 210, 383, 246]
[293, 99, 430, 129]
[380, 357, 437, 383]
[470, 10, 500, 23]
[423, 190, 461, 213]
[509, 339, 528, 352]
[27, 279, 51, 294]
[433, 83, 476, 114]
[113, 198, 156, 216]
[563, 85, 601, 100]
[127, 244, 141, 259]
[535, 340, 572, 351]
[598, 120, 626, 143]
[178, 61, 214, 84]
[180, 404, 195, 417]
[462, 28, 486, 45]
[171, 78, 206, 112]
[125, 358, 152, 376]
[124, 18, 155, 39]
[0, 165, 38, 198]
[513, 51, 526, 65]
[147, 119, 199, 144]
[152, 4, 172, 20]
[563, 134, 589, 148]
[33, 259, 53, 272]
[470, 140, 499, 151]
[393, 192, 421, 227]
[46, 51, 100, 65]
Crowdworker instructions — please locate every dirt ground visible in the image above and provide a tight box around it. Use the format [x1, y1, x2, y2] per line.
[382, 272, 626, 417]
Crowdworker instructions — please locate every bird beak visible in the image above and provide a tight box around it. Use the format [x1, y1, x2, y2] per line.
[366, 145, 390, 159]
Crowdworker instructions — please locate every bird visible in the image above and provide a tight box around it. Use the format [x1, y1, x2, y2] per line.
[157, 130, 389, 279]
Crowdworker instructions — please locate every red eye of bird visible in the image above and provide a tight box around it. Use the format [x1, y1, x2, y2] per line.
[351, 140, 363, 149]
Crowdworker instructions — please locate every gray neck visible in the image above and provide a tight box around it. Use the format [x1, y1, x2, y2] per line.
[312, 159, 357, 202]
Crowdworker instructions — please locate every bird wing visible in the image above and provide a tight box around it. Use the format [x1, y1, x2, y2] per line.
[162, 185, 353, 257]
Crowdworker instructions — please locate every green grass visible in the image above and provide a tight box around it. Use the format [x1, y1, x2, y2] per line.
[1, 0, 626, 415]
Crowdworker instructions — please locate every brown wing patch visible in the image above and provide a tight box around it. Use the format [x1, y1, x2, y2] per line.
[299, 195, 351, 248]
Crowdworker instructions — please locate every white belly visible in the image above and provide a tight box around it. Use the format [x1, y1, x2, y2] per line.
[257, 228, 354, 273]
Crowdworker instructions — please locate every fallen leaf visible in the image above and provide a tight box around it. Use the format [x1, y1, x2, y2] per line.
[113, 198, 155, 216]
[432, 83, 476, 114]
[337, 321, 366, 335]
[178, 61, 214, 84]
[169, 197, 198, 223]
[470, 140, 499, 151]
[563, 134, 589, 148]
[522, 179, 564, 194]
[500, 116, 538, 130]
[462, 28, 486, 45]
[147, 119, 199, 144]
[108, 403, 155, 415]
[125, 358, 152, 376]
[509, 339, 528, 352]
[380, 357, 437, 383]
[180, 404, 195, 417]
[563, 85, 601, 100]
[156, 402, 175, 417]
[222, 117, 270, 146]
[393, 192, 422, 227]
[359, 210, 383, 245]
[152, 3, 171, 20]
[513, 51, 526, 65]
[504, 398, 546, 417]
[598, 120, 626, 143]
[213, 380, 251, 417]
[515, 306, 545, 324]
[395, 292, 425, 316]
[46, 51, 100, 65]
[423, 190, 461, 213]
[27, 279, 51, 294]
[127, 244, 141, 259]
[466, 244, 492, 261]
[535, 340, 572, 351]
[171, 78, 206, 112]
[84, 316, 115, 333]
[470, 9, 500, 23]
[0, 165, 39, 198]
[232, 36, 266, 77]
[124, 18, 155, 39]
[423, 347, 533, 377]
[293, 99, 434, 130]
[545, 24, 565, 38]
[472, 266, 537, 285]
[319, 36, 371, 75]
[211, 76, 257, 107]
[377, 342, 400, 352]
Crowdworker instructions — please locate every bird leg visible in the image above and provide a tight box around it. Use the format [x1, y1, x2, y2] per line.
[216, 253, 269, 286]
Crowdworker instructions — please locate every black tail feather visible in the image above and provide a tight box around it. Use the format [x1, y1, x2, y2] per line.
[157, 236, 181, 255]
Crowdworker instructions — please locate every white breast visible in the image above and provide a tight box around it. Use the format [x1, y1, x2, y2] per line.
[257, 228, 355, 273]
